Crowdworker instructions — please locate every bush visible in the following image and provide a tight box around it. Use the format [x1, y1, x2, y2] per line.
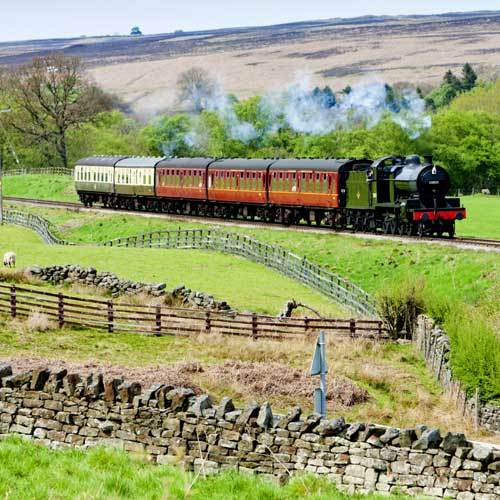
[377, 278, 425, 338]
[444, 309, 500, 402]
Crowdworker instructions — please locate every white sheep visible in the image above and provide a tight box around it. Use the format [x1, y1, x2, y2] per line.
[3, 252, 16, 268]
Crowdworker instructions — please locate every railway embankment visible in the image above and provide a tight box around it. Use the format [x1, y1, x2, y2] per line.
[0, 363, 499, 498]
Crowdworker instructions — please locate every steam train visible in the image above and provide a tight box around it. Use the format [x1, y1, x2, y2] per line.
[74, 155, 466, 237]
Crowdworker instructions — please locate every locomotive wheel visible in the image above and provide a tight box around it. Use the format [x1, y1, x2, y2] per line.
[417, 222, 425, 237]
[398, 223, 407, 236]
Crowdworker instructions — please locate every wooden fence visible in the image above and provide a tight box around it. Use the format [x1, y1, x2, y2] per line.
[0, 284, 387, 340]
[3, 167, 73, 176]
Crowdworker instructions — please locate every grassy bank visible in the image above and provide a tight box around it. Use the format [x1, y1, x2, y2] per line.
[3, 174, 78, 202]
[458, 195, 500, 239]
[0, 225, 345, 317]
[14, 205, 498, 308]
[0, 436, 401, 499]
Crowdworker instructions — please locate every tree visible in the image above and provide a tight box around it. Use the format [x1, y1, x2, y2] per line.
[176, 67, 217, 113]
[312, 86, 336, 108]
[461, 63, 477, 91]
[443, 70, 462, 92]
[0, 54, 112, 168]
[130, 26, 142, 36]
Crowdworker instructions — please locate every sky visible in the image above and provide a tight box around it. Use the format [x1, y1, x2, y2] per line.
[0, 1, 498, 42]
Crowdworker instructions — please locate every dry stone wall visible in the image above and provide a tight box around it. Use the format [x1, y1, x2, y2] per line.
[414, 316, 500, 433]
[0, 364, 499, 498]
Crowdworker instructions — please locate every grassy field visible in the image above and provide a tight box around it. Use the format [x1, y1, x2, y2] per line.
[0, 436, 403, 500]
[0, 225, 345, 317]
[13, 205, 498, 309]
[458, 195, 500, 239]
[3, 174, 79, 202]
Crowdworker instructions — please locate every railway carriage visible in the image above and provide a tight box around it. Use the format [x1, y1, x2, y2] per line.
[207, 159, 270, 219]
[74, 156, 125, 207]
[74, 154, 466, 238]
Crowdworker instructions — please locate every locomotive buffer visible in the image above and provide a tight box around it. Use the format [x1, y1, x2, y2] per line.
[310, 330, 328, 417]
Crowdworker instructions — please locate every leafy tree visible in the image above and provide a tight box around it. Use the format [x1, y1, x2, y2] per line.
[428, 109, 500, 191]
[140, 114, 192, 156]
[312, 86, 336, 108]
[0, 54, 112, 168]
[176, 67, 217, 113]
[341, 85, 352, 95]
[130, 26, 142, 36]
[461, 63, 478, 91]
[443, 70, 463, 92]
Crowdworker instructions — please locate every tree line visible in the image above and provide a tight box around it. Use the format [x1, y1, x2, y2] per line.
[0, 55, 498, 192]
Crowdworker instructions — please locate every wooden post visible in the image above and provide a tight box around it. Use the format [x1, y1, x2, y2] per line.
[349, 318, 356, 337]
[155, 306, 162, 335]
[58, 293, 64, 328]
[474, 388, 480, 430]
[107, 300, 114, 333]
[205, 311, 211, 334]
[304, 317, 310, 334]
[377, 320, 383, 337]
[10, 284, 16, 318]
[252, 313, 258, 340]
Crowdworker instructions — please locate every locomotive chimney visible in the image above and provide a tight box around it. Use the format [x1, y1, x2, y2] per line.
[424, 154, 433, 164]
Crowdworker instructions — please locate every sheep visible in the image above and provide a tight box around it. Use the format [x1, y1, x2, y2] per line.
[3, 252, 16, 268]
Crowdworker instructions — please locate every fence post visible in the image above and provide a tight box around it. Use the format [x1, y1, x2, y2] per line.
[10, 285, 16, 318]
[304, 317, 310, 334]
[107, 300, 114, 333]
[205, 311, 211, 334]
[349, 318, 356, 337]
[58, 293, 64, 328]
[474, 388, 480, 430]
[252, 313, 258, 340]
[377, 320, 383, 337]
[155, 306, 162, 335]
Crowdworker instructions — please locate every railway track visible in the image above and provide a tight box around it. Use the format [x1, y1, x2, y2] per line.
[4, 196, 500, 251]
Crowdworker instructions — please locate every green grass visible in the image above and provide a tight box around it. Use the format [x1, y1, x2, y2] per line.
[0, 436, 403, 500]
[0, 225, 346, 317]
[3, 174, 78, 202]
[17, 206, 497, 309]
[458, 195, 500, 239]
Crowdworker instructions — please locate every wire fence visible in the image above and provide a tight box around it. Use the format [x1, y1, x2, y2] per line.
[2, 209, 378, 317]
[3, 167, 73, 176]
[3, 209, 71, 246]
[102, 229, 378, 317]
[0, 283, 386, 339]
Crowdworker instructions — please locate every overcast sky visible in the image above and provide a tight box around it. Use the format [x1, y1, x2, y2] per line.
[1, 1, 498, 42]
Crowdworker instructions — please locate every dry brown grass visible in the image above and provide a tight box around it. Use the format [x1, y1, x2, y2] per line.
[0, 268, 38, 285]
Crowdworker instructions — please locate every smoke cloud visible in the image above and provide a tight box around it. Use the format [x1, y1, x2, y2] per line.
[169, 73, 432, 152]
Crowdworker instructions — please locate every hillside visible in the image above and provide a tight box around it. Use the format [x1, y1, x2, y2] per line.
[0, 11, 499, 115]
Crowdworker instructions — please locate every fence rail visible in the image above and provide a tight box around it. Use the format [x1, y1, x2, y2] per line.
[3, 208, 378, 316]
[3, 210, 71, 246]
[0, 284, 387, 340]
[103, 229, 378, 317]
[3, 167, 73, 176]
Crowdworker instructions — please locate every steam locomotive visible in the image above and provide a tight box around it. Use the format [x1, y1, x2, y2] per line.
[74, 154, 466, 237]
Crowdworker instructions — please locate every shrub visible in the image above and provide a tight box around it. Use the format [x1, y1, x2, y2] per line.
[377, 278, 425, 338]
[26, 312, 53, 332]
[444, 309, 500, 402]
